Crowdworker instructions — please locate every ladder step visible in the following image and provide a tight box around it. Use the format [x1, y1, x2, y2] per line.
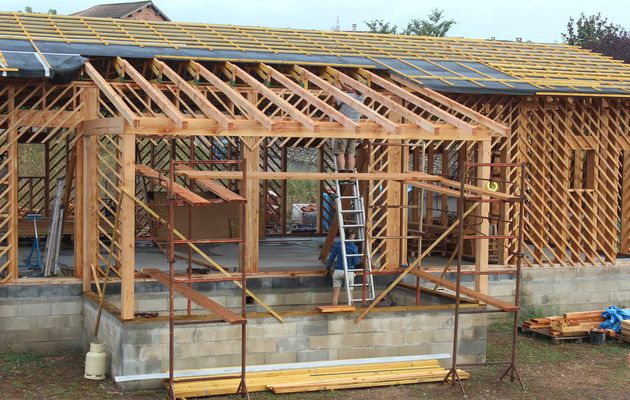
[344, 239, 364, 242]
[340, 210, 362, 213]
[339, 196, 360, 199]
[341, 224, 364, 228]
[344, 253, 363, 257]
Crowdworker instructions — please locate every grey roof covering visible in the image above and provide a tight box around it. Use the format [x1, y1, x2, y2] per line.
[71, 1, 169, 21]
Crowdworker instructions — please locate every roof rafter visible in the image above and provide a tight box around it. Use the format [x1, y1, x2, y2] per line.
[292, 65, 400, 134]
[258, 63, 359, 132]
[152, 58, 233, 131]
[225, 61, 319, 132]
[83, 61, 138, 127]
[115, 57, 188, 129]
[190, 60, 276, 130]
[325, 66, 441, 134]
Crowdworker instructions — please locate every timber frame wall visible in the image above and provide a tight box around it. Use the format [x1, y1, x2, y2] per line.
[0, 58, 628, 320]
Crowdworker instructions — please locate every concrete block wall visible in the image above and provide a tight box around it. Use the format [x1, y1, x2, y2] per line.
[108, 306, 486, 388]
[0, 283, 83, 354]
[487, 266, 630, 316]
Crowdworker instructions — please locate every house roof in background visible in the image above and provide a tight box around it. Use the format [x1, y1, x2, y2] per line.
[71, 1, 170, 21]
[0, 11, 628, 95]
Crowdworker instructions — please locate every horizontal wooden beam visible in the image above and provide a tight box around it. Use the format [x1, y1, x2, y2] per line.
[81, 117, 125, 135]
[175, 165, 245, 202]
[135, 164, 212, 205]
[123, 118, 493, 140]
[409, 269, 519, 312]
[143, 268, 245, 324]
[176, 170, 442, 181]
[13, 110, 82, 128]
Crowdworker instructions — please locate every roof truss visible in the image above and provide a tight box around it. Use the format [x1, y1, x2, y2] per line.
[83, 58, 509, 140]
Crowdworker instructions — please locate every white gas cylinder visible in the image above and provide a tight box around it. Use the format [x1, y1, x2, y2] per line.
[84, 342, 107, 380]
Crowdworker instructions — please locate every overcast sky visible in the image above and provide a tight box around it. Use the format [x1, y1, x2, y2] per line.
[4, 0, 629, 42]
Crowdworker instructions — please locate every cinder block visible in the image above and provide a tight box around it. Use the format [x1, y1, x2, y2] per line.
[248, 338, 278, 353]
[297, 349, 329, 362]
[36, 315, 70, 329]
[2, 316, 38, 331]
[284, 292, 311, 305]
[50, 301, 82, 315]
[265, 352, 297, 364]
[310, 334, 343, 349]
[138, 344, 167, 361]
[431, 329, 454, 343]
[336, 347, 369, 359]
[402, 330, 433, 344]
[18, 302, 51, 317]
[459, 340, 486, 355]
[278, 337, 309, 352]
[122, 359, 162, 375]
[589, 292, 610, 303]
[0, 303, 18, 317]
[296, 322, 328, 336]
[211, 340, 242, 356]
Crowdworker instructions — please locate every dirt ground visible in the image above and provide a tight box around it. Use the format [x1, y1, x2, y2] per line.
[1, 322, 629, 400]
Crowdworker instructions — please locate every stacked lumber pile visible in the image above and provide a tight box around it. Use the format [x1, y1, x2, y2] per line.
[618, 320, 630, 342]
[171, 358, 467, 398]
[522, 310, 604, 337]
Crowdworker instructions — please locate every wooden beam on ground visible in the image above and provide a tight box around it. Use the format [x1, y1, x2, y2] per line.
[226, 61, 318, 131]
[326, 67, 440, 134]
[135, 164, 211, 205]
[84, 62, 138, 127]
[259, 63, 359, 132]
[143, 268, 245, 324]
[190, 61, 276, 130]
[115, 57, 188, 129]
[409, 269, 518, 312]
[153, 59, 233, 130]
[292, 65, 400, 133]
[175, 165, 245, 202]
[389, 74, 509, 136]
[355, 203, 479, 322]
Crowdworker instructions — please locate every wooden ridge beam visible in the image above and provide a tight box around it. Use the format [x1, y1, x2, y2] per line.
[190, 60, 276, 130]
[115, 57, 188, 129]
[409, 269, 518, 312]
[175, 164, 245, 202]
[226, 61, 318, 131]
[152, 59, 233, 130]
[358, 69, 479, 134]
[259, 63, 360, 132]
[292, 65, 400, 133]
[83, 62, 138, 127]
[389, 73, 509, 136]
[326, 66, 440, 134]
[135, 164, 211, 205]
[143, 268, 245, 324]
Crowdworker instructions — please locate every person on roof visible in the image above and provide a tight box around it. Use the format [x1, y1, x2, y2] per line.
[326, 230, 361, 305]
[332, 81, 365, 172]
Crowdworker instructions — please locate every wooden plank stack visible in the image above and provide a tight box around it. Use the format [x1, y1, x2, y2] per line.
[522, 310, 604, 337]
[618, 320, 630, 342]
[170, 359, 467, 398]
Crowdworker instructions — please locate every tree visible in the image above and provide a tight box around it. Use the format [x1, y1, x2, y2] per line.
[403, 9, 455, 37]
[364, 9, 455, 37]
[19, 6, 57, 15]
[562, 13, 629, 63]
[364, 19, 398, 34]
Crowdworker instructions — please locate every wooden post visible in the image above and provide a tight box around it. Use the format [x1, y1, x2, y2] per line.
[119, 131, 136, 320]
[81, 88, 99, 292]
[74, 135, 84, 278]
[621, 151, 630, 253]
[7, 86, 18, 281]
[475, 140, 491, 294]
[384, 141, 402, 269]
[241, 137, 259, 272]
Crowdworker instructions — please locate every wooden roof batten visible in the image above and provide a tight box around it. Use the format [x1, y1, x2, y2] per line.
[81, 57, 508, 140]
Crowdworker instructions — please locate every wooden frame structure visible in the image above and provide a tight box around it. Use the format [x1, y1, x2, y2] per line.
[0, 55, 628, 321]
